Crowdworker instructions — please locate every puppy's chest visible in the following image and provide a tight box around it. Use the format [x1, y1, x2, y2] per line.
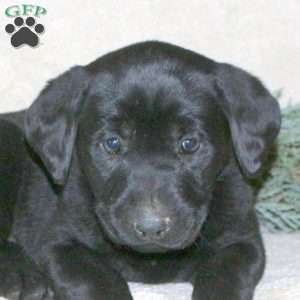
[107, 250, 201, 284]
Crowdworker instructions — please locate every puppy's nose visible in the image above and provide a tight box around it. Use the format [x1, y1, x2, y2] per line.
[134, 217, 170, 240]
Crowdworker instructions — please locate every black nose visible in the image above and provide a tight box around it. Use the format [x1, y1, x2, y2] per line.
[134, 217, 170, 240]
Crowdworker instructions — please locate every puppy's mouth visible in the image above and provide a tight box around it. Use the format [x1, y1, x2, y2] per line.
[127, 228, 202, 254]
[127, 243, 178, 254]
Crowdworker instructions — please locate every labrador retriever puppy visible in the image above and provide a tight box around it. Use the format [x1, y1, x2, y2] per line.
[0, 41, 280, 300]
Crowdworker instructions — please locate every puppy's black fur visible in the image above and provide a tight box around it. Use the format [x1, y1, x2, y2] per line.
[0, 41, 281, 300]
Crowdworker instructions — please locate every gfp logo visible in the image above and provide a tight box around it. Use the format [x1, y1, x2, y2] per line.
[4, 4, 46, 48]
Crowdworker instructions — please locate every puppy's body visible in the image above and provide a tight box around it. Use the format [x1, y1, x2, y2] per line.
[0, 42, 280, 300]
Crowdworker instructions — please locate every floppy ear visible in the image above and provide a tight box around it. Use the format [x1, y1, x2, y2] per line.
[24, 66, 89, 185]
[215, 63, 281, 177]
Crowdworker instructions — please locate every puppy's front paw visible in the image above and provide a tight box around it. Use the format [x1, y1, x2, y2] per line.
[192, 282, 253, 300]
[0, 268, 49, 300]
[0, 243, 51, 300]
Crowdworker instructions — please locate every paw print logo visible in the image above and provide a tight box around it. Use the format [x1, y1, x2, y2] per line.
[5, 17, 45, 48]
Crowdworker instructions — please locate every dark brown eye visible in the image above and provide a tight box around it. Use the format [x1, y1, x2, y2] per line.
[104, 137, 121, 154]
[181, 138, 199, 154]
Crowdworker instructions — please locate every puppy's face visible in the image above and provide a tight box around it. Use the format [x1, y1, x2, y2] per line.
[77, 65, 230, 253]
[24, 42, 281, 254]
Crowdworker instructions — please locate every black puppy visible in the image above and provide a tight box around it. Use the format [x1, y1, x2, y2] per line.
[0, 41, 280, 300]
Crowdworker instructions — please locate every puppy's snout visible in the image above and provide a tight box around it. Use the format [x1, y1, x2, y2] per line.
[134, 216, 171, 240]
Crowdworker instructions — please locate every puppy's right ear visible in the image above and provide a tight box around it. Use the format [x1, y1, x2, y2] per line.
[215, 63, 281, 177]
[24, 66, 89, 185]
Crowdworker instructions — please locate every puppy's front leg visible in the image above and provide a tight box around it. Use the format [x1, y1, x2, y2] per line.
[192, 238, 265, 300]
[44, 243, 133, 300]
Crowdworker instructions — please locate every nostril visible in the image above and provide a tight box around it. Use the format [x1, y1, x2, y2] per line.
[156, 228, 167, 237]
[134, 217, 171, 240]
[134, 223, 147, 238]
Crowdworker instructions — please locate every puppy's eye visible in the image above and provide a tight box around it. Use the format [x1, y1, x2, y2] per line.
[181, 138, 200, 154]
[104, 137, 121, 154]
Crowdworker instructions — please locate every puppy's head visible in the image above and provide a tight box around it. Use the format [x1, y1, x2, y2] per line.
[25, 42, 281, 253]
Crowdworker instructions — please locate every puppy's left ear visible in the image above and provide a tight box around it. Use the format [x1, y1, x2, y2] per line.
[25, 66, 89, 185]
[215, 63, 281, 177]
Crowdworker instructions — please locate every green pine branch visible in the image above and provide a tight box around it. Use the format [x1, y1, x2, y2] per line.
[255, 102, 300, 232]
